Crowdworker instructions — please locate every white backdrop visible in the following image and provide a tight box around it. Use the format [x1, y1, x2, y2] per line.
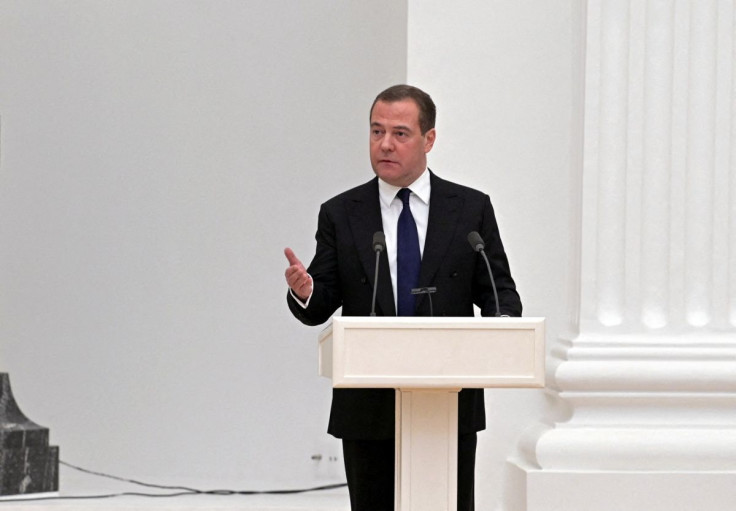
[0, 0, 407, 488]
[0, 1, 580, 507]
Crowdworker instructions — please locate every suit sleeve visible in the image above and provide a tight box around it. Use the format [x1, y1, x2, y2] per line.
[474, 195, 522, 317]
[287, 203, 343, 326]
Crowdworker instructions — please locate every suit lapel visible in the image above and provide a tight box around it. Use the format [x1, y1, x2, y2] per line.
[418, 172, 463, 289]
[346, 178, 396, 316]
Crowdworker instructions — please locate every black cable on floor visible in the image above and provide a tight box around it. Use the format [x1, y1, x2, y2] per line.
[0, 460, 347, 502]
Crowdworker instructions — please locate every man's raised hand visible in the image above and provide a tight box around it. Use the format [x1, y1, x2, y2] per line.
[284, 247, 312, 301]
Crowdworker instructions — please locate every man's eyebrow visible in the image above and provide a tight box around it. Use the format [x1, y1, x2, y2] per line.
[370, 121, 413, 132]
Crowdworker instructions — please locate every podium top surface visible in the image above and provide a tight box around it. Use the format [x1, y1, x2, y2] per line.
[318, 316, 545, 389]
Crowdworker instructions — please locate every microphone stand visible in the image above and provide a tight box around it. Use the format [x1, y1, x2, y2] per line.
[477, 250, 501, 317]
[467, 231, 501, 317]
[370, 249, 381, 316]
[370, 231, 386, 317]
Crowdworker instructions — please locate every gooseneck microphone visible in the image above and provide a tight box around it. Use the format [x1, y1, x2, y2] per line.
[467, 231, 501, 317]
[370, 232, 386, 316]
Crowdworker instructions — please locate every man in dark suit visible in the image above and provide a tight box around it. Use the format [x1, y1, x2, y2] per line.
[284, 85, 521, 511]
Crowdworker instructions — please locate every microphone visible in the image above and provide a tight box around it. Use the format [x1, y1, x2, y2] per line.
[373, 231, 386, 253]
[467, 231, 501, 317]
[467, 231, 485, 252]
[370, 232, 386, 316]
[411, 287, 437, 316]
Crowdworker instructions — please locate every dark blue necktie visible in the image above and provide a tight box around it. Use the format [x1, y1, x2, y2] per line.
[396, 188, 421, 316]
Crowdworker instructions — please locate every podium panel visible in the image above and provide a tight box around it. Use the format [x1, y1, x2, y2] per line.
[319, 317, 545, 389]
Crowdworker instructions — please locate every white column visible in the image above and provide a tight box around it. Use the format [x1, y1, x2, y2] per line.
[509, 1, 736, 509]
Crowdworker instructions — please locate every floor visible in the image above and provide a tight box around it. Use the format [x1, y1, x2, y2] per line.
[2, 492, 350, 511]
[1, 464, 351, 511]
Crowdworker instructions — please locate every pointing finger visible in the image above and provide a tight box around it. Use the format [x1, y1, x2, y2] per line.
[284, 247, 303, 268]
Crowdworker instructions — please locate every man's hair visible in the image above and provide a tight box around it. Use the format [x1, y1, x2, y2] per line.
[371, 84, 436, 135]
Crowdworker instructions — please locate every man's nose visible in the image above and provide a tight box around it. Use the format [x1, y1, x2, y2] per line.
[380, 134, 394, 151]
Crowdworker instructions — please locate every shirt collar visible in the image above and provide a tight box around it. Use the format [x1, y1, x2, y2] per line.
[377, 168, 431, 208]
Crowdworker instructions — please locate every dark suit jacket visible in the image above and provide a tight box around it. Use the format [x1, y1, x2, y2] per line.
[288, 171, 522, 439]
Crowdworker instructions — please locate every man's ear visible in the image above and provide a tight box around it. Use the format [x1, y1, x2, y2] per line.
[424, 128, 436, 153]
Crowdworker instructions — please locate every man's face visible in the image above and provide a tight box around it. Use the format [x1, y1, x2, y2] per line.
[369, 99, 436, 188]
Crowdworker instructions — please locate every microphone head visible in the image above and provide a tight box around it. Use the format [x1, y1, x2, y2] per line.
[373, 231, 386, 252]
[467, 231, 485, 252]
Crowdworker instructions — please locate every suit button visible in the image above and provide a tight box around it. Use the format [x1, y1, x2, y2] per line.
[450, 271, 458, 278]
[360, 277, 367, 284]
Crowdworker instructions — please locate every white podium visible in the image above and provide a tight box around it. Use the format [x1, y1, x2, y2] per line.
[319, 316, 545, 511]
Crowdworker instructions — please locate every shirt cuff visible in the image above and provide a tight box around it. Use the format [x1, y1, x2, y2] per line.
[289, 280, 313, 309]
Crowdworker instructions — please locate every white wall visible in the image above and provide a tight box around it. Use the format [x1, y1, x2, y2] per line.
[0, 1, 581, 506]
[407, 1, 583, 509]
[0, 0, 407, 488]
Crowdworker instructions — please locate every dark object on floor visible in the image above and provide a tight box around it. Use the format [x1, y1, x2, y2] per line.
[0, 373, 58, 495]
